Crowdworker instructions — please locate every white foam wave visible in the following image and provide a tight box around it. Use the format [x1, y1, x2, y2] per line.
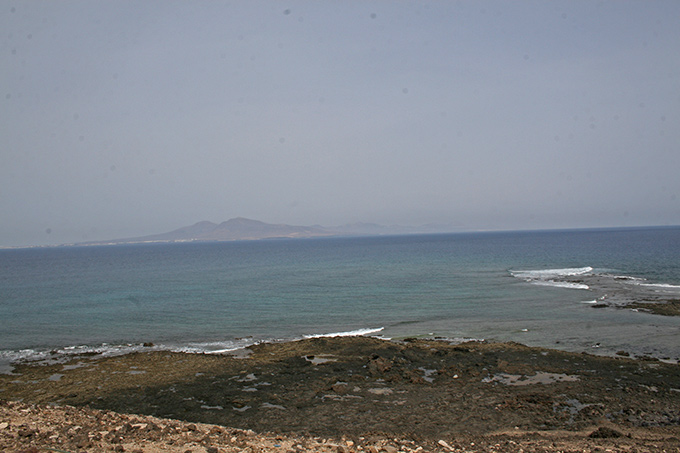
[303, 327, 385, 339]
[0, 343, 158, 373]
[510, 267, 592, 290]
[444, 337, 485, 344]
[638, 282, 680, 290]
[511, 267, 593, 280]
[607, 274, 680, 291]
[0, 339, 261, 368]
[610, 274, 643, 282]
[169, 339, 259, 354]
[0, 343, 159, 364]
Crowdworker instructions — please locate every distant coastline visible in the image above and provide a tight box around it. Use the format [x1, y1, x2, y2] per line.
[2, 220, 678, 250]
[2, 217, 467, 249]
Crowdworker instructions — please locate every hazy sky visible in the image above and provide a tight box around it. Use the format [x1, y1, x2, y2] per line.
[2, 1, 679, 246]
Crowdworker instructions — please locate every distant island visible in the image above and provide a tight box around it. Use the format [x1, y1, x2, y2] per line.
[78, 217, 462, 246]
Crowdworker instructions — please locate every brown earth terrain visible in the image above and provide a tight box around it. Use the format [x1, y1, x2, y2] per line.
[2, 337, 680, 452]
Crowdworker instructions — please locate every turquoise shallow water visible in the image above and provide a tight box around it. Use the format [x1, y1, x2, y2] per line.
[1, 227, 679, 364]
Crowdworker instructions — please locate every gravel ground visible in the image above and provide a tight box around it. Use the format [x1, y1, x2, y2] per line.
[2, 337, 680, 452]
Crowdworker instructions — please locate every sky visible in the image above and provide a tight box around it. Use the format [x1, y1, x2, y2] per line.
[2, 1, 680, 246]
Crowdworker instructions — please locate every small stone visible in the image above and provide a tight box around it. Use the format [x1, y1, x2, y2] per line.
[0, 422, 8, 429]
[332, 383, 350, 395]
[18, 427, 36, 438]
[383, 446, 398, 453]
[438, 440, 455, 451]
[74, 434, 90, 448]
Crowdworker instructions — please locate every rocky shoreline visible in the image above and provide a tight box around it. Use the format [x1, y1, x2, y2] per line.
[2, 337, 680, 452]
[562, 273, 680, 317]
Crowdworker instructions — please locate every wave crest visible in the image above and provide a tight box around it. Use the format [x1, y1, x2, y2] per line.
[303, 327, 385, 339]
[510, 267, 592, 290]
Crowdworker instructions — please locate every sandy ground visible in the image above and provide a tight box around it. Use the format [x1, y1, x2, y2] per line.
[2, 337, 680, 452]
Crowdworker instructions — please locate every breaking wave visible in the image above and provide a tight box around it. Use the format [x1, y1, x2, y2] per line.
[303, 327, 385, 339]
[510, 267, 593, 290]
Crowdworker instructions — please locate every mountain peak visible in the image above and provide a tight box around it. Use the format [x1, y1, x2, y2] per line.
[221, 217, 266, 226]
[79, 217, 460, 246]
[191, 220, 218, 228]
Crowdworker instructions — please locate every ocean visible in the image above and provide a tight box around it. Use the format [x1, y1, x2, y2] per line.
[1, 227, 679, 370]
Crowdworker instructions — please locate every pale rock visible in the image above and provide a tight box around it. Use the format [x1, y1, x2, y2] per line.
[437, 439, 455, 451]
[368, 388, 393, 395]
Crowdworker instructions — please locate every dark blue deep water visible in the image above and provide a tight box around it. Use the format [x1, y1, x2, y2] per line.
[1, 227, 679, 366]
